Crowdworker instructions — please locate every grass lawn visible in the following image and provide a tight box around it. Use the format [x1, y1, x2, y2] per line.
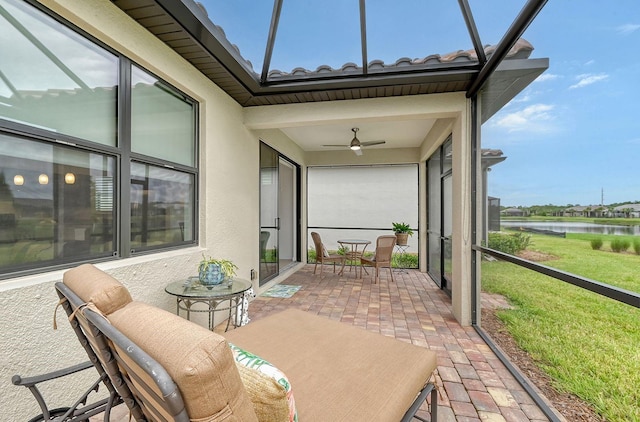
[482, 233, 640, 421]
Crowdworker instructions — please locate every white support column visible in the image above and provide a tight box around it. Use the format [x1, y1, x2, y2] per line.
[451, 99, 473, 326]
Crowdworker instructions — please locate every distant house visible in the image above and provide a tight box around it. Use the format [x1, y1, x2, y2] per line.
[563, 205, 603, 217]
[501, 207, 525, 217]
[612, 204, 640, 218]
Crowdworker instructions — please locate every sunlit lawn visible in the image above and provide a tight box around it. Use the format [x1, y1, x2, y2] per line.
[482, 233, 640, 422]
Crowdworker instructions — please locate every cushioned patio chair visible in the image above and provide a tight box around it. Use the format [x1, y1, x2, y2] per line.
[56, 264, 439, 421]
[359, 235, 397, 283]
[311, 231, 345, 274]
[57, 265, 257, 421]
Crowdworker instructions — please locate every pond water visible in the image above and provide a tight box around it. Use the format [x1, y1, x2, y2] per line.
[501, 221, 640, 236]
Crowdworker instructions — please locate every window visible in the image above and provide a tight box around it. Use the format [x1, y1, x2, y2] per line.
[0, 0, 118, 146]
[0, 134, 116, 272]
[129, 65, 197, 252]
[0, 1, 198, 277]
[130, 163, 195, 251]
[131, 66, 196, 166]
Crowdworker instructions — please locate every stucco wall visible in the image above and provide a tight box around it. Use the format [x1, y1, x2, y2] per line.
[0, 0, 277, 418]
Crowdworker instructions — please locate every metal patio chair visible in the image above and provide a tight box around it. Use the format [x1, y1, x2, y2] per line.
[12, 360, 120, 422]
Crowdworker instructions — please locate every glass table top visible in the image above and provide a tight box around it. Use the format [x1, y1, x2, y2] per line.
[165, 277, 252, 298]
[337, 239, 371, 244]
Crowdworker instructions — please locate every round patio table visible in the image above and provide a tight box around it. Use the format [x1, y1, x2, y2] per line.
[337, 239, 371, 278]
[165, 277, 252, 332]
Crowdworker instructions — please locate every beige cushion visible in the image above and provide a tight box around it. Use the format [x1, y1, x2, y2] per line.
[224, 309, 437, 422]
[108, 301, 258, 421]
[63, 264, 132, 315]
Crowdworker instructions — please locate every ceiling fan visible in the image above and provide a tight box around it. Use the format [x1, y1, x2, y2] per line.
[323, 128, 386, 156]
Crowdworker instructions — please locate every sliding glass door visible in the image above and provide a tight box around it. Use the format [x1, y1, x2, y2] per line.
[427, 148, 442, 288]
[259, 143, 299, 285]
[427, 137, 453, 295]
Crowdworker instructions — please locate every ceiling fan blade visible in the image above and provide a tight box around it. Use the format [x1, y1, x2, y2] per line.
[322, 144, 349, 147]
[361, 140, 386, 147]
[353, 148, 363, 156]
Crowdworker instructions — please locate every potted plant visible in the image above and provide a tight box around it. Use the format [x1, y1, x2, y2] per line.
[198, 255, 238, 286]
[392, 222, 414, 246]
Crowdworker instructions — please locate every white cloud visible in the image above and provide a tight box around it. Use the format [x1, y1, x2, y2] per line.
[492, 104, 555, 133]
[534, 73, 559, 83]
[569, 73, 609, 89]
[616, 24, 640, 35]
[512, 93, 531, 103]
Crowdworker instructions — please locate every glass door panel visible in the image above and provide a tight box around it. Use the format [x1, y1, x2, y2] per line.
[426, 136, 453, 296]
[260, 144, 278, 284]
[259, 143, 299, 285]
[427, 151, 442, 287]
[278, 158, 296, 270]
[442, 171, 453, 294]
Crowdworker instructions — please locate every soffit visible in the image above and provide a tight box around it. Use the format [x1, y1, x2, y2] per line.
[111, 0, 548, 117]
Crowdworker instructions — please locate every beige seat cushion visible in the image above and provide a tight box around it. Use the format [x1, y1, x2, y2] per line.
[63, 264, 132, 315]
[224, 309, 437, 422]
[108, 301, 258, 421]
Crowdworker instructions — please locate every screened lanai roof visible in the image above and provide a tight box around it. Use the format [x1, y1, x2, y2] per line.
[112, 0, 549, 121]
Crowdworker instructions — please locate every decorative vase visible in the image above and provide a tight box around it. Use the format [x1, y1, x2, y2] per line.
[395, 233, 409, 246]
[199, 264, 224, 286]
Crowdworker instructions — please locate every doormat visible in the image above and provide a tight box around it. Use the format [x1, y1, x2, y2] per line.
[261, 284, 302, 298]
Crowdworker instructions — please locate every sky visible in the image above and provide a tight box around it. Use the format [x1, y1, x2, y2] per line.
[481, 1, 640, 207]
[200, 1, 640, 207]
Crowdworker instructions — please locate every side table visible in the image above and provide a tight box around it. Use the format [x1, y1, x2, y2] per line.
[394, 244, 410, 273]
[165, 277, 252, 332]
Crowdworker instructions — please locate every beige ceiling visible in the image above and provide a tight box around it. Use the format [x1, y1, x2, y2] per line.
[280, 119, 437, 152]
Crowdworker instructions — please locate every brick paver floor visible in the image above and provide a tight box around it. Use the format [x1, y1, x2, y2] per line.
[245, 265, 555, 422]
[95, 264, 558, 421]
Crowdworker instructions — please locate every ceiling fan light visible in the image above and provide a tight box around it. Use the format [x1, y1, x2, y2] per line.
[350, 144, 361, 151]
